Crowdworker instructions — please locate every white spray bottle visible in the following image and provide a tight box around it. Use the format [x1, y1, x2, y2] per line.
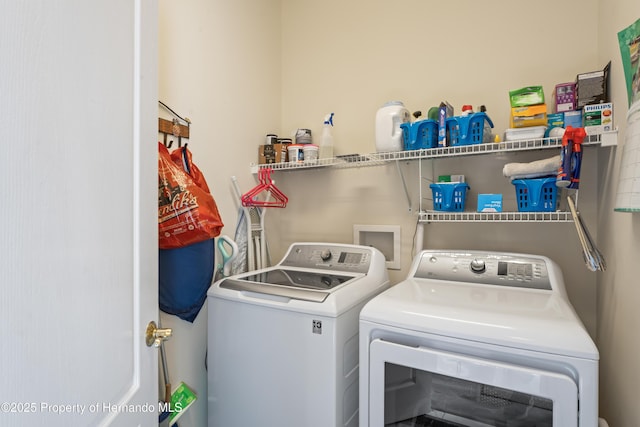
[320, 112, 334, 159]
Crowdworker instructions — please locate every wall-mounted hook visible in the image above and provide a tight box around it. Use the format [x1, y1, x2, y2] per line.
[159, 117, 190, 149]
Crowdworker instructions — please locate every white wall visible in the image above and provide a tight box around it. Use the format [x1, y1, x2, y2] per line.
[158, 0, 640, 424]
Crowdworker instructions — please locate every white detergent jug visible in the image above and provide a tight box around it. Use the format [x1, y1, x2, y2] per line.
[375, 101, 410, 152]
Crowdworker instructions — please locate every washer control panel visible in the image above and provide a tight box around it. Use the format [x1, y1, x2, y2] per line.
[280, 243, 372, 274]
[413, 250, 551, 290]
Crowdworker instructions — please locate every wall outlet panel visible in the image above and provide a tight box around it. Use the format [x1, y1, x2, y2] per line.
[353, 225, 401, 270]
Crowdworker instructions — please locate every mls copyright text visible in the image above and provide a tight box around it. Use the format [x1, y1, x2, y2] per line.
[0, 401, 166, 415]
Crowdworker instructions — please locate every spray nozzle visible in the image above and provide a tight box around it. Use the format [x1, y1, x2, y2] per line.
[324, 112, 334, 126]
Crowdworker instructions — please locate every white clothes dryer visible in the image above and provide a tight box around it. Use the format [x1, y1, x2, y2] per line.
[208, 242, 389, 427]
[360, 250, 600, 427]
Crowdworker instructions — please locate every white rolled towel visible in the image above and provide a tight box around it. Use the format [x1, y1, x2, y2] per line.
[503, 155, 560, 180]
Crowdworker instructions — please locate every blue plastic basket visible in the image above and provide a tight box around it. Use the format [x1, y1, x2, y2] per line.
[445, 112, 494, 146]
[430, 182, 469, 212]
[512, 177, 558, 212]
[401, 119, 439, 150]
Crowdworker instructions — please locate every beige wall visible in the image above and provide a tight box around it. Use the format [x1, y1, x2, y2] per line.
[158, 1, 281, 425]
[159, 0, 282, 226]
[597, 0, 640, 425]
[159, 0, 640, 424]
[276, 0, 601, 331]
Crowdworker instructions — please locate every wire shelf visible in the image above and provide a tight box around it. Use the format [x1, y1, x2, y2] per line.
[419, 211, 574, 223]
[248, 131, 616, 224]
[250, 131, 613, 173]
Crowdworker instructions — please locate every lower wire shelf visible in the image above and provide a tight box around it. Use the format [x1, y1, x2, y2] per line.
[419, 211, 574, 223]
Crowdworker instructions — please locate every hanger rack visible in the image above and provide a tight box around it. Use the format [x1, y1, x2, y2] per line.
[241, 168, 288, 208]
[158, 100, 191, 148]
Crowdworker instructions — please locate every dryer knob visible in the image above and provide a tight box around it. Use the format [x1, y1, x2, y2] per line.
[320, 249, 332, 261]
[470, 259, 486, 273]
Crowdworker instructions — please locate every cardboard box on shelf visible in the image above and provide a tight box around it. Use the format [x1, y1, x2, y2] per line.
[510, 104, 548, 128]
[437, 101, 454, 147]
[477, 194, 503, 212]
[553, 82, 576, 113]
[583, 102, 614, 135]
[564, 110, 582, 128]
[576, 62, 610, 109]
[547, 112, 565, 128]
[509, 86, 545, 107]
[437, 174, 465, 183]
[504, 126, 546, 141]
[259, 143, 289, 164]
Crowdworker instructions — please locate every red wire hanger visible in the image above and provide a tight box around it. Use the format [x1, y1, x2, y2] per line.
[241, 168, 288, 208]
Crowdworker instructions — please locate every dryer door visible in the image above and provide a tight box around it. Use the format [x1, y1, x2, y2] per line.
[369, 339, 578, 427]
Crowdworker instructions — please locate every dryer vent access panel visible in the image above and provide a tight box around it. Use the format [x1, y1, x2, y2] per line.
[353, 225, 400, 270]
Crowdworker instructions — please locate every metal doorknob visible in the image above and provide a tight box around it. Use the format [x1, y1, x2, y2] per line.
[146, 321, 172, 347]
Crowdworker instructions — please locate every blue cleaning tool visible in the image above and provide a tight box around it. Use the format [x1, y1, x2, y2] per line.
[557, 126, 574, 188]
[568, 127, 586, 190]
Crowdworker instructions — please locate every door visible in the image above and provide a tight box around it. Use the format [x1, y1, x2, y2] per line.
[0, 1, 159, 426]
[368, 339, 578, 427]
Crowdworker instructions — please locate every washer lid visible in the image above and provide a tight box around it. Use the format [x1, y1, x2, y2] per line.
[219, 268, 354, 303]
[360, 278, 599, 360]
[238, 268, 352, 290]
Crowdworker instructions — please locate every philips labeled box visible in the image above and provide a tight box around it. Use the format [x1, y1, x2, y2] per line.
[583, 102, 614, 135]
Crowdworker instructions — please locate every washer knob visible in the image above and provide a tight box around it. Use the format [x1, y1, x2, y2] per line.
[470, 259, 486, 273]
[320, 249, 332, 261]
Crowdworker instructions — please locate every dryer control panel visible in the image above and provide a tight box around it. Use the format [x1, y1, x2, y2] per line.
[279, 243, 373, 274]
[413, 250, 552, 290]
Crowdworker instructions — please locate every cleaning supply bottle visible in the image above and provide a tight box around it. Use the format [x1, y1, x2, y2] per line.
[427, 106, 439, 121]
[320, 112, 334, 159]
[376, 101, 410, 152]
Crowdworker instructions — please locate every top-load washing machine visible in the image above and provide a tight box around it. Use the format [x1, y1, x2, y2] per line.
[359, 250, 600, 427]
[208, 242, 390, 427]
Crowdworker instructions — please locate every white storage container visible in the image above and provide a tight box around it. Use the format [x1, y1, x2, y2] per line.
[303, 144, 318, 164]
[504, 126, 546, 141]
[375, 101, 410, 152]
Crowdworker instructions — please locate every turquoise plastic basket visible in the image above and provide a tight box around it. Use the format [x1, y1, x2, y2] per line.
[401, 119, 439, 150]
[445, 112, 494, 146]
[512, 177, 558, 212]
[430, 182, 469, 212]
